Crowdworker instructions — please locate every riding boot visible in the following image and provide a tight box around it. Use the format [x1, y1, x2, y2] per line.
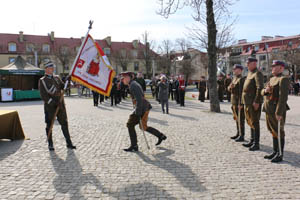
[249, 127, 260, 151]
[243, 128, 254, 147]
[231, 121, 239, 140]
[235, 120, 245, 142]
[146, 127, 167, 146]
[271, 138, 284, 163]
[124, 126, 138, 152]
[264, 137, 278, 159]
[61, 125, 76, 149]
[46, 127, 54, 151]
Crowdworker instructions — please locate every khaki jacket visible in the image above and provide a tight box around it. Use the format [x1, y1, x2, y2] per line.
[242, 69, 264, 105]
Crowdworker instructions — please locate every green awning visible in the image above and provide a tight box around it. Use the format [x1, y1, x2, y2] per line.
[0, 56, 44, 75]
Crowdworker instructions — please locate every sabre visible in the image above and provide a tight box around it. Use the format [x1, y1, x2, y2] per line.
[238, 105, 242, 137]
[278, 119, 282, 156]
[139, 119, 150, 150]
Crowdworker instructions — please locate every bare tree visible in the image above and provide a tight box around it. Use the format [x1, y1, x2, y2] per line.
[157, 39, 174, 75]
[54, 45, 75, 75]
[157, 0, 236, 112]
[271, 45, 300, 81]
[24, 44, 50, 67]
[112, 49, 132, 73]
[140, 31, 156, 78]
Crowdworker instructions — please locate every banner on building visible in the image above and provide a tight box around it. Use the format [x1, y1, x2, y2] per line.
[70, 34, 115, 96]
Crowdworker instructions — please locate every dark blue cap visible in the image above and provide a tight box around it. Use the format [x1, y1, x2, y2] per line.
[247, 57, 257, 63]
[233, 64, 244, 70]
[271, 60, 285, 67]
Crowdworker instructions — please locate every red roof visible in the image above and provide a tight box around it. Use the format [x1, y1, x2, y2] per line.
[0, 33, 157, 58]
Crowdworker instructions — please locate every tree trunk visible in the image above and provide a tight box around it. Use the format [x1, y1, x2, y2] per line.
[206, 0, 220, 112]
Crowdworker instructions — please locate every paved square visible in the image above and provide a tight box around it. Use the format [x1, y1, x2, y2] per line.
[1, 95, 300, 200]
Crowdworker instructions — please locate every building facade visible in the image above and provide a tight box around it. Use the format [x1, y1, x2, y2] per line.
[0, 32, 158, 78]
[224, 35, 300, 80]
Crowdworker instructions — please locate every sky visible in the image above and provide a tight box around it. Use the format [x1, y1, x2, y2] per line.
[0, 0, 299, 50]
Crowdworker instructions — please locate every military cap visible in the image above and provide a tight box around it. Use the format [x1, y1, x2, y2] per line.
[120, 71, 134, 78]
[233, 64, 244, 70]
[247, 57, 258, 63]
[271, 60, 285, 67]
[44, 60, 55, 68]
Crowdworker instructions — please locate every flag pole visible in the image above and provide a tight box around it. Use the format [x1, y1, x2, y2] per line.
[46, 21, 93, 143]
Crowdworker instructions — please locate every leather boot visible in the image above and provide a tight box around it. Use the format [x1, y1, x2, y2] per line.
[249, 127, 260, 151]
[123, 145, 139, 152]
[264, 137, 278, 159]
[231, 121, 240, 140]
[46, 127, 54, 151]
[243, 128, 254, 147]
[146, 127, 167, 146]
[61, 125, 76, 149]
[271, 138, 284, 163]
[235, 120, 245, 142]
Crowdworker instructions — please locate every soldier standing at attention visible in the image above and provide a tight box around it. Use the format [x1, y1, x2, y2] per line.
[39, 61, 76, 151]
[198, 76, 206, 102]
[121, 72, 167, 152]
[224, 74, 232, 102]
[242, 57, 264, 151]
[228, 64, 246, 142]
[262, 60, 289, 163]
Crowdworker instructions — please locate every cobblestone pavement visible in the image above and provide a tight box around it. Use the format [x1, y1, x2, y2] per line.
[1, 94, 300, 200]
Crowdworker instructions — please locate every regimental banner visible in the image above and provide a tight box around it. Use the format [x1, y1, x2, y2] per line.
[70, 34, 115, 96]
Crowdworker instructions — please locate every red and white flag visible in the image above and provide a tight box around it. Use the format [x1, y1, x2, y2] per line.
[70, 34, 115, 96]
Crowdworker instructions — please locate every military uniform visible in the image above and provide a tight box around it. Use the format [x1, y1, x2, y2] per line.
[242, 57, 264, 151]
[122, 72, 167, 152]
[262, 60, 289, 162]
[217, 77, 225, 102]
[198, 78, 206, 102]
[224, 76, 232, 102]
[39, 61, 75, 151]
[228, 65, 246, 142]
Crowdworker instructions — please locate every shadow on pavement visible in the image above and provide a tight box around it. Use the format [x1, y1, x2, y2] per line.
[50, 150, 103, 200]
[259, 144, 300, 168]
[136, 147, 206, 193]
[168, 113, 198, 121]
[0, 139, 24, 161]
[148, 117, 169, 126]
[108, 182, 176, 200]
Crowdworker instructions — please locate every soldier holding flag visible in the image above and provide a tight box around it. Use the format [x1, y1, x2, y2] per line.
[261, 60, 289, 163]
[39, 61, 76, 151]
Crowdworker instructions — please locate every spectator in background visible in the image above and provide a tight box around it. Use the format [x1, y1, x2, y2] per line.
[178, 75, 186, 106]
[136, 72, 146, 92]
[293, 79, 300, 95]
[158, 75, 169, 114]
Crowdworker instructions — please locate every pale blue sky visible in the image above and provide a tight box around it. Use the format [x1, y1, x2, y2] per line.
[0, 0, 299, 49]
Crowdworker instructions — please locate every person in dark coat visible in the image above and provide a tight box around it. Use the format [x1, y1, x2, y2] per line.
[136, 72, 146, 92]
[158, 75, 169, 114]
[121, 72, 167, 152]
[198, 76, 206, 102]
[178, 75, 186, 106]
[92, 90, 99, 106]
[217, 75, 225, 102]
[224, 74, 232, 102]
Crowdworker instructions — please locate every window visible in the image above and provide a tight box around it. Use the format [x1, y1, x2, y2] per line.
[8, 43, 17, 52]
[132, 50, 138, 58]
[64, 65, 69, 70]
[265, 44, 269, 50]
[246, 47, 250, 52]
[26, 43, 35, 52]
[288, 41, 293, 47]
[60, 46, 69, 55]
[104, 48, 110, 55]
[259, 55, 266, 61]
[122, 65, 127, 71]
[9, 57, 15, 63]
[272, 48, 279, 53]
[75, 46, 80, 53]
[42, 44, 50, 53]
[254, 45, 259, 51]
[134, 62, 139, 71]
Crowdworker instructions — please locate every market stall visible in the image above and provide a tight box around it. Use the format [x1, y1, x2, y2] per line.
[0, 56, 44, 101]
